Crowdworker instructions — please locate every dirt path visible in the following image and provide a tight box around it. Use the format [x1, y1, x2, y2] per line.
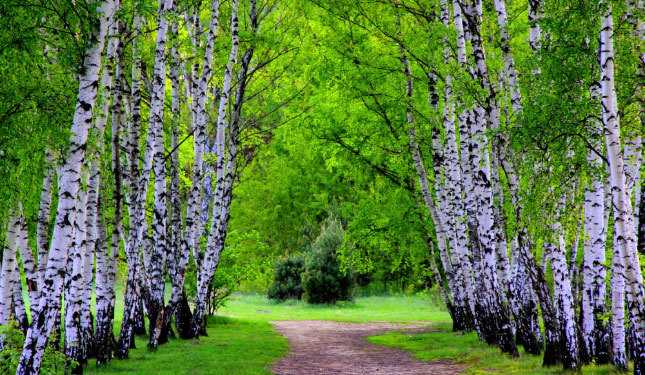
[271, 320, 464, 375]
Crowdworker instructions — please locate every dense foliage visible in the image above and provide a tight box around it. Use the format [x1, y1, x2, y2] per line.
[267, 255, 305, 301]
[0, 0, 643, 373]
[302, 217, 354, 304]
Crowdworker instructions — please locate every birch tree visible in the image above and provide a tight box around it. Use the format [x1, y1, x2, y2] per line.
[93, 1, 122, 363]
[457, 0, 517, 356]
[147, 0, 174, 349]
[117, 10, 147, 359]
[600, 7, 645, 373]
[581, 144, 609, 363]
[16, 2, 115, 372]
[192, 0, 240, 336]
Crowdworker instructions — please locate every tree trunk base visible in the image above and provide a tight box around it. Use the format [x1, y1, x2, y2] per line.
[175, 292, 194, 339]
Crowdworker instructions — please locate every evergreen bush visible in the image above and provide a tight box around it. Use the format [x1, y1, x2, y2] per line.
[267, 255, 305, 301]
[302, 217, 354, 304]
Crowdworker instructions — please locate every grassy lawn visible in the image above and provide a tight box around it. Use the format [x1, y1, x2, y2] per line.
[86, 293, 446, 374]
[369, 325, 630, 374]
[219, 293, 450, 323]
[88, 316, 286, 375]
[62, 293, 631, 374]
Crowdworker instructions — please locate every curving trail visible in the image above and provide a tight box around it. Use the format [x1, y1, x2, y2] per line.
[271, 320, 464, 375]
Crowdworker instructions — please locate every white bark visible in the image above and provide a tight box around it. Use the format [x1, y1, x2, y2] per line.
[17, 2, 114, 373]
[117, 11, 145, 358]
[36, 154, 54, 308]
[581, 148, 608, 360]
[438, 1, 478, 331]
[528, 0, 542, 52]
[1, 215, 27, 329]
[64, 168, 89, 364]
[548, 208, 580, 369]
[13, 210, 38, 308]
[492, 0, 521, 112]
[458, 0, 516, 355]
[192, 0, 240, 336]
[148, 0, 174, 349]
[186, 0, 221, 268]
[600, 8, 645, 371]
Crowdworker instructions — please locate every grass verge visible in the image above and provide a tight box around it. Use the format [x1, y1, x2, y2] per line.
[368, 324, 630, 374]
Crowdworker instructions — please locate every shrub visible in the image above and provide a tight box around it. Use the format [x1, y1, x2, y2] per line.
[267, 255, 305, 301]
[0, 321, 68, 374]
[302, 217, 354, 304]
[207, 274, 235, 315]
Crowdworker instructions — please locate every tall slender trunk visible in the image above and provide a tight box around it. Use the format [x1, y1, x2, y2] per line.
[639, 178, 645, 252]
[166, 19, 193, 339]
[458, 0, 517, 356]
[1, 215, 28, 331]
[192, 0, 240, 337]
[13, 210, 38, 310]
[600, 8, 645, 373]
[581, 148, 609, 363]
[438, 3, 479, 332]
[96, 12, 125, 365]
[64, 168, 90, 372]
[35, 153, 55, 316]
[186, 0, 221, 272]
[16, 2, 113, 373]
[117, 11, 146, 359]
[547, 204, 580, 369]
[147, 0, 174, 350]
[492, 0, 521, 112]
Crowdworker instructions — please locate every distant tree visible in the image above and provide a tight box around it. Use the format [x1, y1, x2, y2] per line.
[268, 255, 305, 301]
[302, 217, 353, 304]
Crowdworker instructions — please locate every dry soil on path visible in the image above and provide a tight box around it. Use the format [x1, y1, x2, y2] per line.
[271, 320, 464, 375]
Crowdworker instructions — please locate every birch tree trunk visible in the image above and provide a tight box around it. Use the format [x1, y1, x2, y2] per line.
[147, 0, 173, 350]
[117, 11, 147, 359]
[63, 168, 90, 371]
[528, 0, 542, 52]
[547, 206, 580, 369]
[437, 2, 479, 332]
[166, 20, 193, 340]
[17, 2, 114, 373]
[600, 8, 645, 373]
[35, 158, 54, 313]
[192, 0, 240, 337]
[492, 0, 520, 112]
[610, 212, 628, 370]
[458, 0, 517, 356]
[581, 148, 609, 364]
[638, 178, 645, 254]
[432, 106, 470, 333]
[95, 12, 125, 364]
[12, 210, 38, 310]
[509, 237, 543, 354]
[0, 220, 16, 329]
[186, 0, 221, 273]
[1, 215, 27, 330]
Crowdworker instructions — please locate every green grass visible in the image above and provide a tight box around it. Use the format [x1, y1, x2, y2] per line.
[54, 293, 632, 374]
[85, 293, 446, 374]
[87, 316, 287, 375]
[218, 293, 451, 323]
[369, 324, 629, 374]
